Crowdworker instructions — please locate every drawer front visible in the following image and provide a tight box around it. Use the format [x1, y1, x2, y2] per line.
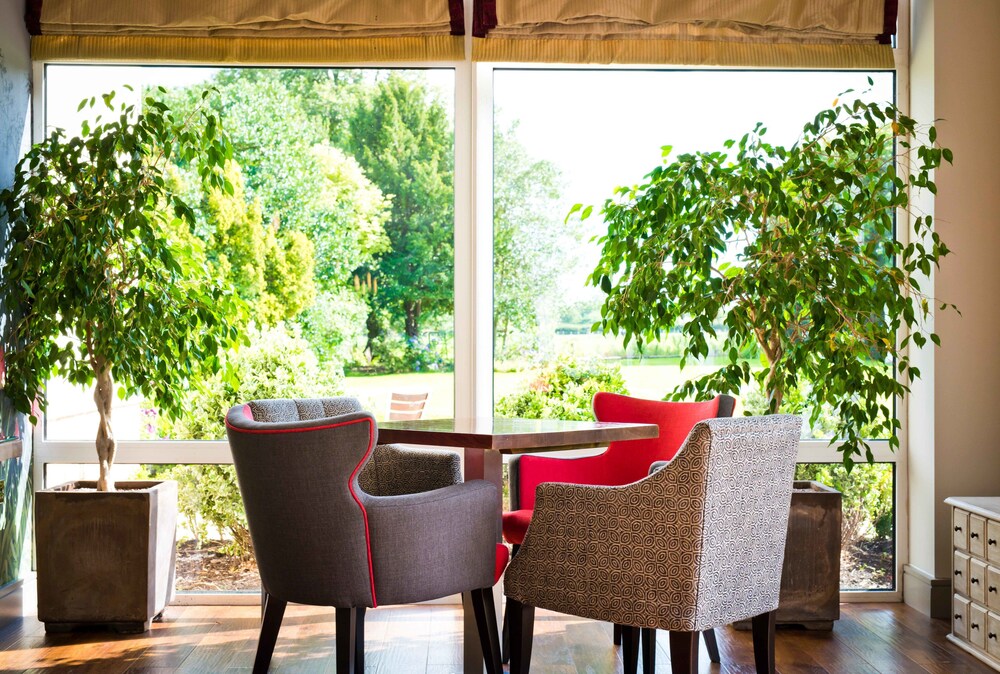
[955, 551, 971, 597]
[955, 595, 970, 639]
[955, 508, 970, 550]
[971, 515, 988, 558]
[970, 603, 988, 649]
[989, 566, 1000, 610]
[989, 520, 1000, 564]
[989, 611, 1000, 658]
[971, 558, 988, 603]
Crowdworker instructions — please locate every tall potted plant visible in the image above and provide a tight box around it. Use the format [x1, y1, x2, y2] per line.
[581, 90, 952, 626]
[0, 89, 247, 631]
[583, 91, 951, 465]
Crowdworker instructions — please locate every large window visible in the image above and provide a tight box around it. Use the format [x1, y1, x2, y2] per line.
[37, 62, 903, 596]
[42, 64, 457, 592]
[490, 69, 897, 591]
[44, 65, 457, 443]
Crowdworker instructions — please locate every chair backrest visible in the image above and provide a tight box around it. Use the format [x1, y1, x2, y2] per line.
[389, 391, 429, 421]
[590, 391, 735, 486]
[652, 414, 801, 630]
[225, 397, 378, 608]
[514, 393, 734, 511]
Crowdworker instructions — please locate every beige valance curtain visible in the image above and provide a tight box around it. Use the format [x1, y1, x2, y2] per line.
[473, 0, 897, 68]
[28, 0, 465, 63]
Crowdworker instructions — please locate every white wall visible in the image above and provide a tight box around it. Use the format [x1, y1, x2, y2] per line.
[0, 0, 34, 596]
[0, 0, 31, 188]
[907, 0, 1000, 615]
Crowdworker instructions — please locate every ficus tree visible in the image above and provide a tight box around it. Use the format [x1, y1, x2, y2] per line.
[0, 88, 247, 491]
[582, 91, 954, 468]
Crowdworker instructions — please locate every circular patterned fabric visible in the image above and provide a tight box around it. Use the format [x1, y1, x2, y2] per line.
[503, 414, 802, 632]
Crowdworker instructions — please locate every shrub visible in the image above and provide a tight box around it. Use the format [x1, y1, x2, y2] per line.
[495, 355, 628, 421]
[795, 462, 894, 547]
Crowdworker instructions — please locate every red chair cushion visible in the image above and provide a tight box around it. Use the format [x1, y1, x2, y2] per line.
[495, 543, 510, 584]
[502, 509, 533, 546]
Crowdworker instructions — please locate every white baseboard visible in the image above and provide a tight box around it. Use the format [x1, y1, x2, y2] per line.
[903, 564, 951, 619]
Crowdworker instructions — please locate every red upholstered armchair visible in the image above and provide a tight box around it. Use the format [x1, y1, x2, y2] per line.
[501, 392, 735, 660]
[503, 392, 736, 545]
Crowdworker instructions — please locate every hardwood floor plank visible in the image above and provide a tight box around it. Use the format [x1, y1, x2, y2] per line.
[0, 602, 994, 674]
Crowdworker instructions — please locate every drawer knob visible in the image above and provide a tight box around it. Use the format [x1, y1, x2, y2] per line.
[955, 570, 963, 576]
[991, 633, 998, 640]
[972, 578, 981, 584]
[990, 539, 997, 546]
[990, 586, 997, 594]
[972, 622, 980, 630]
[956, 614, 964, 620]
[956, 525, 964, 532]
[972, 532, 980, 539]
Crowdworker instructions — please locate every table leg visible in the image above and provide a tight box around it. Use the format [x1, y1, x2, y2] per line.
[462, 447, 503, 674]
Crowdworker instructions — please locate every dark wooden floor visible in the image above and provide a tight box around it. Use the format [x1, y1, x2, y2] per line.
[0, 601, 992, 673]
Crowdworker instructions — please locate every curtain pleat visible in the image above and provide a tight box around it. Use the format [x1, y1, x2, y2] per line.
[28, 0, 465, 62]
[473, 0, 896, 67]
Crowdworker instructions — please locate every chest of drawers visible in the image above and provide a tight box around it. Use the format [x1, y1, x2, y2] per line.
[946, 496, 1000, 671]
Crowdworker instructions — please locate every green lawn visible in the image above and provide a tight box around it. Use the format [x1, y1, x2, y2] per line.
[343, 360, 736, 420]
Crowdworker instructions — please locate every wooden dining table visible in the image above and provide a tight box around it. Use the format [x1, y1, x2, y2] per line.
[377, 417, 659, 674]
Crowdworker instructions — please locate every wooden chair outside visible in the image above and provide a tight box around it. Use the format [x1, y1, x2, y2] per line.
[389, 391, 429, 421]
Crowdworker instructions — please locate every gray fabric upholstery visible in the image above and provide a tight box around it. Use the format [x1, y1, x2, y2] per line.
[504, 415, 802, 632]
[226, 405, 377, 607]
[248, 396, 363, 423]
[226, 400, 499, 611]
[367, 480, 499, 605]
[358, 443, 463, 496]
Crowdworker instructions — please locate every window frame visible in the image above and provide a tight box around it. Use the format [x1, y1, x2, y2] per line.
[29, 0, 911, 602]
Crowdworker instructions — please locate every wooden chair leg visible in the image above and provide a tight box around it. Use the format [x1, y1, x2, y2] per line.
[668, 630, 698, 674]
[470, 588, 503, 674]
[751, 610, 776, 674]
[703, 627, 721, 663]
[501, 600, 511, 664]
[253, 593, 286, 674]
[502, 543, 520, 664]
[336, 607, 358, 674]
[641, 628, 656, 673]
[508, 598, 535, 674]
[354, 607, 366, 674]
[613, 622, 623, 645]
[621, 625, 640, 674]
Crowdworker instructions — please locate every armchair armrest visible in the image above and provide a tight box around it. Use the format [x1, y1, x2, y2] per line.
[363, 480, 499, 605]
[358, 443, 462, 496]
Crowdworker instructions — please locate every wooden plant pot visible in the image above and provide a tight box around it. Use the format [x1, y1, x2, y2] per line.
[736, 480, 842, 630]
[36, 480, 177, 633]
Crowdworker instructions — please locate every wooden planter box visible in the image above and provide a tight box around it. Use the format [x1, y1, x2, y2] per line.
[736, 480, 842, 630]
[36, 480, 177, 633]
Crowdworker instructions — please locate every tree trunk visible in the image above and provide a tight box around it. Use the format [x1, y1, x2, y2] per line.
[94, 358, 116, 492]
[765, 358, 784, 414]
[404, 301, 421, 341]
[365, 306, 382, 363]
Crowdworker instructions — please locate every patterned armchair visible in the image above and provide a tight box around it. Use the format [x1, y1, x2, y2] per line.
[502, 392, 734, 662]
[504, 414, 802, 674]
[226, 397, 505, 674]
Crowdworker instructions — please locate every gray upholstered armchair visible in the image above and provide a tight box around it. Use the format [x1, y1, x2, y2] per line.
[225, 397, 505, 674]
[504, 414, 803, 674]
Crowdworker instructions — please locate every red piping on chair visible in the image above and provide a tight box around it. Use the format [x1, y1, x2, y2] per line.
[226, 415, 380, 607]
